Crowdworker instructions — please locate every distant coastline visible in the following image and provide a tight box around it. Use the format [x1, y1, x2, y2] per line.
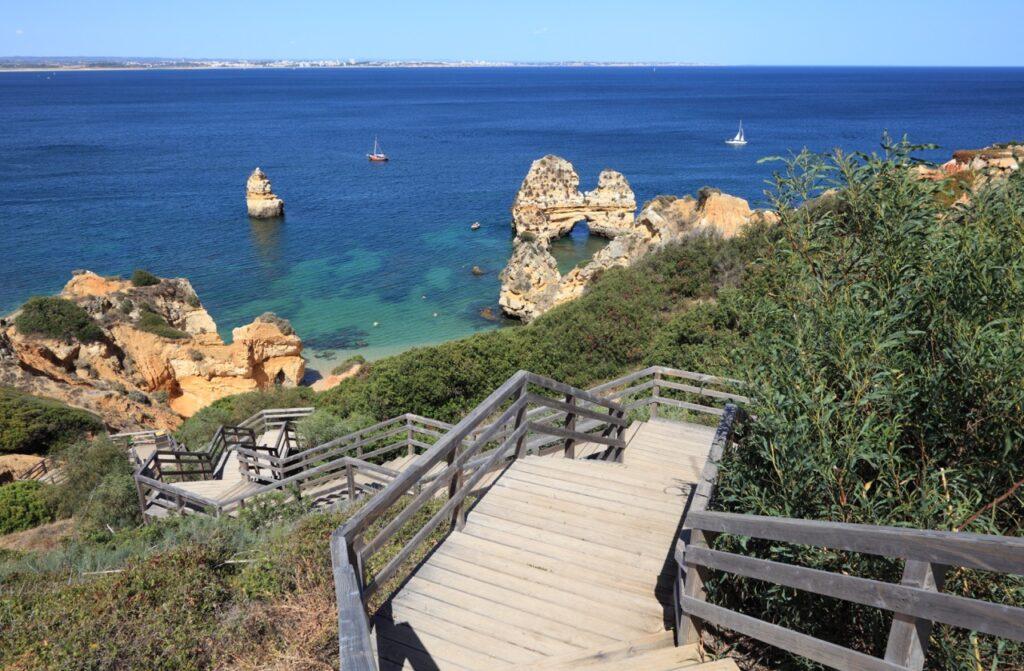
[0, 57, 712, 72]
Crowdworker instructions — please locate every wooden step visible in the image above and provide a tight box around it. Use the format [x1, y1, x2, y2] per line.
[498, 632, 679, 669]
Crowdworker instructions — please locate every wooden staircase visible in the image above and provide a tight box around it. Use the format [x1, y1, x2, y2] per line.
[372, 420, 723, 670]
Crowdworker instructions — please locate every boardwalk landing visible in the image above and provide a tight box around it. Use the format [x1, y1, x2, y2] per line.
[373, 419, 736, 670]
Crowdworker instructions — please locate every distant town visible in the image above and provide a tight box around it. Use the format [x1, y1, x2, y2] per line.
[0, 56, 706, 71]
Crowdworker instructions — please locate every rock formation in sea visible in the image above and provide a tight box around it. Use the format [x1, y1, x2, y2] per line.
[499, 156, 776, 322]
[0, 270, 305, 430]
[246, 167, 285, 219]
[510, 155, 636, 240]
[915, 143, 1022, 191]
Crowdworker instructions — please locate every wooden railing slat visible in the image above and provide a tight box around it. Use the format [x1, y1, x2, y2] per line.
[679, 596, 905, 671]
[686, 546, 1024, 644]
[688, 511, 1024, 575]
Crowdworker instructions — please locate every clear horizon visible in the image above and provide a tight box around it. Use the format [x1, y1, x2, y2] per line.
[2, 0, 1022, 67]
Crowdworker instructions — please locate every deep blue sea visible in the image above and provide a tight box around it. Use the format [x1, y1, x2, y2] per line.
[2, 67, 1022, 370]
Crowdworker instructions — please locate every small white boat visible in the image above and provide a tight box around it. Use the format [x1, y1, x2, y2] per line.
[470, 222, 481, 230]
[367, 136, 389, 162]
[725, 121, 747, 146]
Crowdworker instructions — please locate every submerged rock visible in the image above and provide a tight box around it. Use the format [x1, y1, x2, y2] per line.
[246, 167, 285, 219]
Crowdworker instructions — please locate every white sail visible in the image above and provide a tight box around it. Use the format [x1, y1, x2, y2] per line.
[726, 121, 747, 145]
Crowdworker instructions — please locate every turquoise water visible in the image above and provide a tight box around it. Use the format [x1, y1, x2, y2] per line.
[2, 67, 1023, 371]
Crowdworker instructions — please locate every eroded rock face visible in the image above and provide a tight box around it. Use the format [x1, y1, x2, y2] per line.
[246, 167, 285, 219]
[500, 158, 776, 321]
[511, 156, 635, 240]
[917, 144, 1022, 189]
[498, 238, 561, 322]
[1, 270, 306, 430]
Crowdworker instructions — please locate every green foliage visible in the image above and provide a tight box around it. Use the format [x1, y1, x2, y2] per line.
[175, 386, 316, 450]
[703, 141, 1024, 669]
[130, 268, 161, 287]
[14, 296, 105, 343]
[0, 502, 355, 670]
[319, 227, 772, 422]
[330, 354, 365, 375]
[0, 481, 54, 535]
[46, 437, 139, 533]
[137, 307, 189, 339]
[294, 409, 373, 448]
[0, 386, 104, 455]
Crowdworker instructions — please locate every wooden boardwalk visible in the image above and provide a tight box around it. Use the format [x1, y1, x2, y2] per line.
[373, 419, 733, 670]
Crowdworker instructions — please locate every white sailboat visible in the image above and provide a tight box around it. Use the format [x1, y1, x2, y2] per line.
[367, 136, 389, 162]
[725, 121, 747, 146]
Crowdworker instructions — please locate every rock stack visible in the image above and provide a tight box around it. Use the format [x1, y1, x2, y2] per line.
[246, 167, 285, 219]
[499, 156, 777, 322]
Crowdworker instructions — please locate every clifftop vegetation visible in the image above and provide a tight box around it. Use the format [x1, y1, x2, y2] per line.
[2, 140, 1022, 670]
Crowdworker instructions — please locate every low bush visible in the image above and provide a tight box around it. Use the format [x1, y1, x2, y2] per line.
[0, 481, 54, 535]
[46, 437, 139, 534]
[330, 354, 365, 376]
[130, 269, 161, 287]
[318, 225, 773, 422]
[136, 307, 189, 339]
[700, 141, 1024, 669]
[14, 296, 105, 343]
[0, 386, 104, 455]
[175, 386, 317, 450]
[294, 409, 373, 448]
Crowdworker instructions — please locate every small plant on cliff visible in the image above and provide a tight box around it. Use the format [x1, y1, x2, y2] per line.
[136, 307, 188, 339]
[0, 481, 55, 534]
[330, 354, 365, 376]
[130, 269, 161, 287]
[14, 296, 105, 343]
[0, 386, 104, 455]
[46, 436, 139, 534]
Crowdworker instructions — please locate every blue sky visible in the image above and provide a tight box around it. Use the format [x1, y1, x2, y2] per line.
[2, 0, 1022, 65]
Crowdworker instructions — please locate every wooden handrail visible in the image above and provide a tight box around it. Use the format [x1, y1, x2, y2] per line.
[677, 511, 1024, 671]
[330, 364, 742, 670]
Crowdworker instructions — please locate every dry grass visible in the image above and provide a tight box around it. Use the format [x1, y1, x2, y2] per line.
[0, 518, 74, 553]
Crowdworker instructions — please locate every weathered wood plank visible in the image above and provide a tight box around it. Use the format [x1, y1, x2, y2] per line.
[688, 511, 1024, 575]
[687, 546, 1024, 643]
[679, 596, 904, 671]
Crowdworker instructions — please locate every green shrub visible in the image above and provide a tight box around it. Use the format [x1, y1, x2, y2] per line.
[137, 307, 188, 339]
[14, 296, 104, 343]
[130, 269, 161, 287]
[318, 225, 772, 423]
[0, 387, 104, 455]
[46, 437, 137, 530]
[330, 354, 365, 376]
[294, 409, 372, 448]
[175, 386, 317, 450]
[0, 481, 54, 534]
[702, 141, 1024, 669]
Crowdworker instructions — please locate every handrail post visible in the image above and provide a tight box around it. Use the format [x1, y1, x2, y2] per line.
[677, 528, 711, 646]
[513, 381, 529, 459]
[563, 392, 577, 459]
[406, 416, 415, 457]
[883, 560, 947, 670]
[346, 462, 357, 501]
[135, 479, 148, 523]
[651, 369, 662, 419]
[447, 444, 467, 531]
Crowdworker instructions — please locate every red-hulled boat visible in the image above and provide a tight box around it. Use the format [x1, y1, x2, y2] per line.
[367, 136, 389, 162]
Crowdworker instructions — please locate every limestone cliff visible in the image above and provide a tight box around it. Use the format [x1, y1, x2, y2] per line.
[1, 271, 305, 430]
[246, 167, 285, 219]
[916, 143, 1022, 190]
[511, 156, 635, 240]
[500, 156, 776, 322]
